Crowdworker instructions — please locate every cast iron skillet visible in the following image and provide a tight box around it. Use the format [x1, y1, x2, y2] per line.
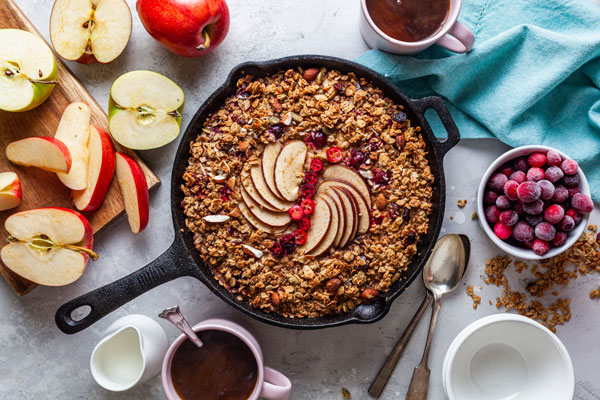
[55, 55, 460, 334]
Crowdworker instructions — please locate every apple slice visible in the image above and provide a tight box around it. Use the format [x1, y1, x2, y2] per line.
[323, 165, 372, 209]
[307, 196, 338, 256]
[322, 185, 355, 248]
[0, 207, 96, 286]
[0, 29, 57, 112]
[115, 153, 149, 233]
[249, 165, 294, 212]
[73, 126, 116, 211]
[50, 0, 132, 64]
[55, 102, 92, 190]
[240, 184, 291, 228]
[261, 142, 286, 200]
[240, 167, 279, 212]
[0, 172, 22, 211]
[319, 179, 370, 235]
[6, 137, 72, 173]
[109, 71, 184, 150]
[327, 187, 347, 248]
[336, 186, 360, 247]
[274, 141, 307, 202]
[300, 196, 331, 255]
[238, 201, 289, 234]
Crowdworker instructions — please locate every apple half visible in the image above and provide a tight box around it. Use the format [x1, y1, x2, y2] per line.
[50, 0, 132, 64]
[73, 126, 116, 211]
[55, 102, 92, 190]
[0, 29, 57, 112]
[109, 71, 185, 150]
[0, 207, 96, 286]
[0, 172, 22, 211]
[115, 152, 149, 233]
[6, 137, 72, 173]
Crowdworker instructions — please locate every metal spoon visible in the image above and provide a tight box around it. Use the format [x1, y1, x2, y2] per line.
[368, 234, 470, 398]
[159, 305, 203, 347]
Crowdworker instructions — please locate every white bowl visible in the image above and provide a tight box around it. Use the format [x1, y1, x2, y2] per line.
[477, 145, 591, 260]
[442, 314, 574, 400]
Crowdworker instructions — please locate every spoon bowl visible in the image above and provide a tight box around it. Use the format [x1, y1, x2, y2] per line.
[423, 234, 470, 297]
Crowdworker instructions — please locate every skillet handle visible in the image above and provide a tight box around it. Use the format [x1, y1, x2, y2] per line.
[55, 238, 196, 334]
[412, 96, 460, 158]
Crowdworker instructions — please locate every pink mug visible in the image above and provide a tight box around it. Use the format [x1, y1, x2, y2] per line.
[359, 0, 475, 54]
[161, 318, 292, 400]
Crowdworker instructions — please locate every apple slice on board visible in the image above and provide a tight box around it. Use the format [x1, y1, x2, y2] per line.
[0, 172, 22, 211]
[73, 126, 116, 212]
[0, 29, 57, 112]
[239, 184, 291, 228]
[50, 0, 132, 64]
[300, 196, 331, 255]
[109, 71, 184, 150]
[323, 164, 372, 209]
[240, 167, 280, 213]
[308, 194, 339, 257]
[115, 153, 149, 233]
[249, 165, 293, 212]
[238, 201, 289, 234]
[0, 207, 96, 286]
[274, 141, 308, 202]
[261, 142, 286, 201]
[6, 137, 72, 173]
[55, 102, 92, 190]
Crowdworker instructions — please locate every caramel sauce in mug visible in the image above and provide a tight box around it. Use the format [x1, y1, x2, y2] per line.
[365, 0, 450, 42]
[171, 330, 258, 400]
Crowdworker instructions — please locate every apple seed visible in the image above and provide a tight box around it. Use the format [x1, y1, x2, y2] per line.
[7, 235, 98, 260]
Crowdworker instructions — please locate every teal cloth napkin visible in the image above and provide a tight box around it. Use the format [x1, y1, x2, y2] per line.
[356, 0, 600, 201]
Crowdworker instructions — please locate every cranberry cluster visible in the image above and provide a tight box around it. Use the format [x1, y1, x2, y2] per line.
[484, 150, 593, 256]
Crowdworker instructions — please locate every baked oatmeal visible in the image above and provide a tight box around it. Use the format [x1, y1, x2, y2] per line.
[181, 67, 434, 318]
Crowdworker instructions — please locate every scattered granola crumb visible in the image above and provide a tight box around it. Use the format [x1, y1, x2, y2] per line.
[472, 212, 478, 220]
[589, 224, 597, 232]
[488, 300, 492, 305]
[590, 286, 600, 299]
[342, 388, 352, 399]
[457, 199, 467, 208]
[450, 216, 454, 220]
[466, 284, 481, 309]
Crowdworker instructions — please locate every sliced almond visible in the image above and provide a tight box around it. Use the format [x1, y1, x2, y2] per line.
[242, 244, 263, 258]
[203, 215, 230, 223]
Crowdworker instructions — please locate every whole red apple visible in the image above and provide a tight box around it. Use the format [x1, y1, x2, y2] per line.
[137, 0, 230, 57]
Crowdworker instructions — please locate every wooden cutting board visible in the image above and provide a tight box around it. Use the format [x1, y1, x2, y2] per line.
[0, 0, 161, 295]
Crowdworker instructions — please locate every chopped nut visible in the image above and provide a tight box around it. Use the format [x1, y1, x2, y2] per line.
[281, 112, 292, 126]
[342, 388, 351, 399]
[457, 199, 468, 208]
[238, 140, 249, 152]
[226, 177, 236, 190]
[213, 174, 228, 183]
[395, 134, 405, 150]
[242, 244, 263, 258]
[271, 292, 281, 306]
[360, 288, 379, 302]
[375, 194, 387, 210]
[303, 68, 319, 82]
[472, 212, 478, 220]
[325, 278, 342, 293]
[228, 207, 241, 218]
[270, 97, 282, 112]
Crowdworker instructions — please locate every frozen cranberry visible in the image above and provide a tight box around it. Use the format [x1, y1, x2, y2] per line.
[310, 158, 324, 172]
[565, 209, 582, 225]
[524, 239, 535, 249]
[496, 195, 512, 210]
[509, 170, 527, 184]
[498, 164, 514, 178]
[561, 159, 579, 175]
[373, 169, 392, 185]
[488, 173, 508, 192]
[524, 199, 544, 215]
[567, 186, 580, 197]
[562, 174, 580, 188]
[348, 150, 367, 169]
[270, 242, 284, 258]
[304, 172, 319, 185]
[532, 239, 550, 256]
[537, 180, 555, 201]
[527, 167, 545, 182]
[494, 223, 513, 240]
[558, 216, 575, 232]
[268, 124, 284, 139]
[485, 205, 501, 224]
[504, 180, 519, 201]
[535, 222, 556, 241]
[552, 231, 568, 247]
[299, 184, 316, 198]
[546, 150, 562, 167]
[513, 221, 535, 242]
[571, 193, 593, 214]
[543, 204, 565, 224]
[525, 214, 543, 227]
[499, 210, 518, 226]
[305, 130, 327, 149]
[514, 201, 525, 216]
[528, 152, 547, 168]
[517, 182, 541, 202]
[544, 166, 564, 183]
[552, 185, 569, 203]
[513, 157, 529, 172]
[484, 190, 499, 205]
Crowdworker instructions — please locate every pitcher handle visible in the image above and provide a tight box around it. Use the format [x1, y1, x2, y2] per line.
[260, 366, 292, 400]
[437, 21, 475, 53]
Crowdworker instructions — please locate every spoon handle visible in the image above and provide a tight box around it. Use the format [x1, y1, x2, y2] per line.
[406, 297, 442, 400]
[368, 294, 432, 398]
[159, 305, 203, 348]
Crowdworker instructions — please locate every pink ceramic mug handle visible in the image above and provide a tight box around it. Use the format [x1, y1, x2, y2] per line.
[260, 366, 292, 400]
[437, 21, 475, 53]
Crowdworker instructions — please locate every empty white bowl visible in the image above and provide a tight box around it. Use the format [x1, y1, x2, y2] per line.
[442, 314, 574, 400]
[477, 145, 591, 260]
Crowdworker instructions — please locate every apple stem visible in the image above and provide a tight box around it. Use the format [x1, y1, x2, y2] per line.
[29, 79, 58, 85]
[7, 236, 98, 261]
[63, 244, 99, 260]
[196, 29, 211, 51]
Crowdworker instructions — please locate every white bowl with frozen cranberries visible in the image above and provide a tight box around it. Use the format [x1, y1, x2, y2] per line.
[477, 145, 592, 260]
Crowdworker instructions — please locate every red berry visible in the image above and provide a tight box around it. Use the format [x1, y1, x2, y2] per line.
[558, 216, 575, 232]
[499, 164, 514, 178]
[293, 229, 307, 245]
[373, 169, 392, 185]
[546, 150, 562, 167]
[552, 231, 568, 247]
[496, 195, 512, 211]
[280, 233, 297, 253]
[484, 190, 499, 205]
[543, 204, 565, 224]
[532, 239, 550, 256]
[298, 217, 311, 231]
[270, 242, 284, 258]
[561, 159, 579, 175]
[305, 130, 327, 149]
[503, 180, 519, 201]
[527, 167, 545, 182]
[494, 223, 513, 240]
[299, 184, 316, 198]
[326, 147, 344, 163]
[310, 158, 324, 172]
[552, 185, 569, 203]
[565, 208, 582, 225]
[488, 173, 508, 192]
[562, 174, 580, 188]
[513, 157, 529, 172]
[524, 199, 544, 215]
[509, 171, 527, 184]
[535, 222, 556, 241]
[499, 210, 518, 226]
[288, 204, 304, 221]
[301, 198, 315, 215]
[571, 193, 593, 214]
[304, 171, 319, 185]
[348, 150, 367, 169]
[513, 221, 534, 242]
[485, 205, 500, 224]
[538, 180, 555, 200]
[528, 152, 547, 168]
[544, 166, 564, 183]
[517, 182, 541, 202]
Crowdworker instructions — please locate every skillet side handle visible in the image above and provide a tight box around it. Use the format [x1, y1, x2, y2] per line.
[55, 238, 195, 335]
[412, 97, 461, 158]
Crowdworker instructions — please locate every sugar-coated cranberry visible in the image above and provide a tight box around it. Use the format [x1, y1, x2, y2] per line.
[565, 208, 582, 225]
[544, 166, 564, 183]
[513, 221, 535, 242]
[546, 150, 562, 167]
[504, 180, 519, 201]
[552, 185, 569, 203]
[567, 186, 580, 197]
[496, 195, 512, 210]
[488, 173, 508, 192]
[527, 167, 545, 182]
[562, 174, 580, 188]
[514, 201, 525, 216]
[509, 170, 527, 184]
[558, 216, 575, 232]
[528, 152, 547, 168]
[561, 159, 579, 175]
[537, 180, 555, 200]
[484, 190, 499, 205]
[513, 157, 529, 172]
[517, 181, 541, 202]
[571, 193, 593, 214]
[535, 222, 556, 241]
[373, 169, 392, 185]
[499, 210, 518, 226]
[270, 242, 284, 258]
[485, 205, 501, 224]
[525, 214, 543, 227]
[532, 239, 550, 256]
[552, 231, 568, 247]
[524, 199, 544, 215]
[494, 223, 513, 240]
[544, 204, 565, 224]
[498, 164, 514, 178]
